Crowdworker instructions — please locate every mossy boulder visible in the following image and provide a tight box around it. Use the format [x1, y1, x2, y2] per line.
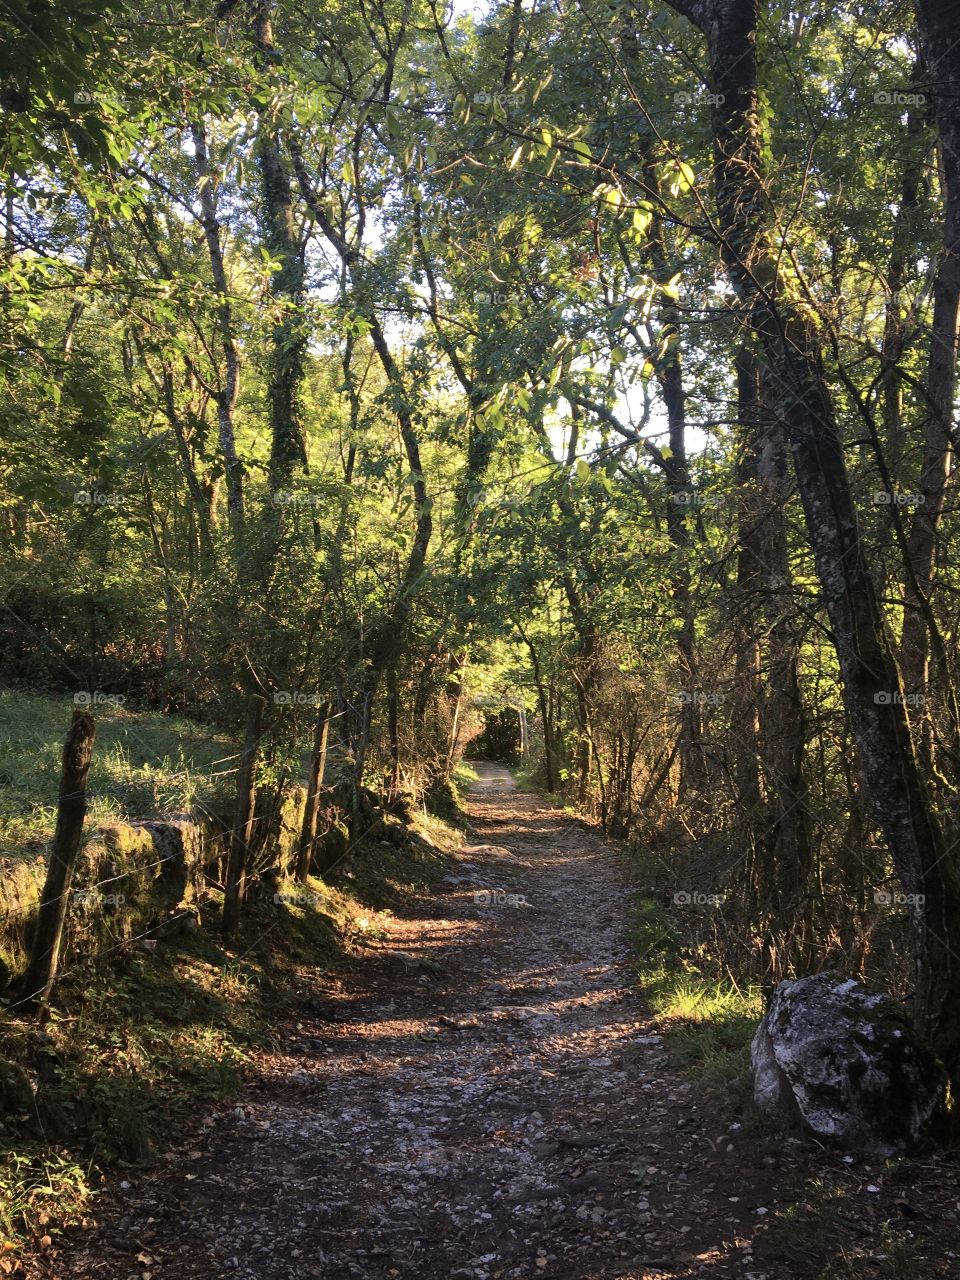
[315, 817, 350, 876]
[425, 775, 462, 824]
[0, 858, 46, 979]
[71, 815, 202, 944]
[275, 784, 307, 866]
[0, 1056, 35, 1120]
[751, 974, 947, 1155]
[1, 780, 314, 969]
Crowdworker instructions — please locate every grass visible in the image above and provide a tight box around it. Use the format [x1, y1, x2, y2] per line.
[629, 894, 764, 1104]
[0, 820, 458, 1262]
[0, 1152, 92, 1249]
[0, 692, 466, 1265]
[761, 1174, 949, 1278]
[628, 896, 959, 1278]
[1, 925, 263, 1256]
[454, 760, 480, 789]
[0, 687, 237, 862]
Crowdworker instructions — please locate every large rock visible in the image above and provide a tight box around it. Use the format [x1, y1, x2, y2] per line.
[751, 974, 947, 1155]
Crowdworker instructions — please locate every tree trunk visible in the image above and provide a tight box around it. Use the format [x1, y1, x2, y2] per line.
[900, 4, 960, 708]
[666, 0, 960, 1076]
[253, 4, 307, 503]
[15, 710, 96, 1010]
[387, 671, 401, 800]
[880, 87, 923, 478]
[295, 702, 330, 881]
[518, 621, 557, 791]
[644, 157, 705, 795]
[222, 694, 265, 938]
[755, 361, 811, 925]
[732, 343, 764, 819]
[191, 120, 244, 529]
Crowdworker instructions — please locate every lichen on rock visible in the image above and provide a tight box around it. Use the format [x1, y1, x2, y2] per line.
[751, 973, 947, 1155]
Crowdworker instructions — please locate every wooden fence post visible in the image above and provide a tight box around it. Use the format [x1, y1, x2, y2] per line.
[222, 694, 265, 938]
[15, 710, 96, 1011]
[294, 701, 330, 881]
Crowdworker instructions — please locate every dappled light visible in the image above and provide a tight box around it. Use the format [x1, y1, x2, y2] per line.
[3, 0, 960, 1275]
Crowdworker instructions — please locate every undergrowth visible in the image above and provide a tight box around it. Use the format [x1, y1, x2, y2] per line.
[630, 893, 764, 1111]
[0, 688, 236, 862]
[0, 799, 461, 1263]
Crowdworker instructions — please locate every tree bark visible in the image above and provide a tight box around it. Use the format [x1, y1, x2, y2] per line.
[755, 361, 811, 928]
[295, 702, 330, 881]
[253, 3, 308, 502]
[900, 5, 960, 706]
[731, 342, 765, 821]
[222, 694, 265, 938]
[517, 619, 557, 791]
[666, 0, 960, 1075]
[644, 158, 705, 795]
[191, 120, 245, 528]
[15, 710, 96, 1010]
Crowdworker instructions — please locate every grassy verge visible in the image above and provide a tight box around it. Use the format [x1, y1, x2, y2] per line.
[453, 760, 480, 791]
[0, 688, 237, 863]
[629, 899, 960, 1277]
[629, 895, 764, 1112]
[0, 703, 462, 1264]
[1, 824, 456, 1259]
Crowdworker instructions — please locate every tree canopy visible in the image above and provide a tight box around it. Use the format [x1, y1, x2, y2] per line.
[3, 0, 960, 1077]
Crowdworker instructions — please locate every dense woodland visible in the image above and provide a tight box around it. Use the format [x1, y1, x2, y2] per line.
[3, 0, 960, 1099]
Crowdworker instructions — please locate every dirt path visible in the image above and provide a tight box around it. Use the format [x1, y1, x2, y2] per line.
[40, 766, 788, 1279]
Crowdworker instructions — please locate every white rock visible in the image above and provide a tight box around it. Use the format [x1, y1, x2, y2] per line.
[751, 974, 946, 1155]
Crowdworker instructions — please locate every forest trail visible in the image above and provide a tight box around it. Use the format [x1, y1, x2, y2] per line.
[40, 766, 786, 1280]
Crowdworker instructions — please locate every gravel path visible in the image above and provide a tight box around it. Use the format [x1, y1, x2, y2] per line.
[40, 765, 784, 1279]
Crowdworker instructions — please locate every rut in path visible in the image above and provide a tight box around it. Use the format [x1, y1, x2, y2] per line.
[46, 764, 782, 1280]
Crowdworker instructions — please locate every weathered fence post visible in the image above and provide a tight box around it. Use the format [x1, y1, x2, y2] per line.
[222, 694, 265, 938]
[294, 701, 330, 881]
[15, 710, 96, 1011]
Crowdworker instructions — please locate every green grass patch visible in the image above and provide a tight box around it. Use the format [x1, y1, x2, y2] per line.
[0, 687, 236, 862]
[337, 810, 456, 906]
[509, 764, 574, 812]
[630, 895, 763, 1104]
[761, 1177, 943, 1278]
[453, 761, 480, 789]
[0, 807, 461, 1262]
